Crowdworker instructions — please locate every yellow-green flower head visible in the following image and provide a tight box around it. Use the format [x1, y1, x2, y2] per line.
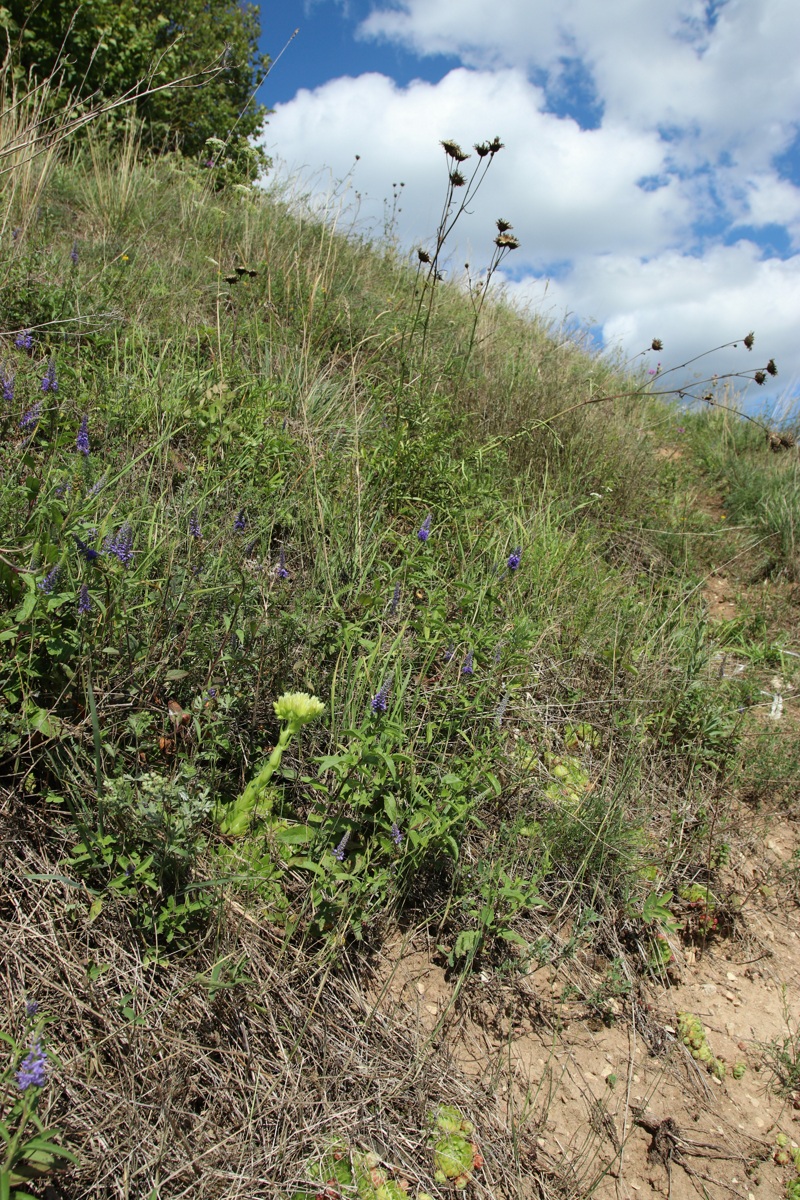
[274, 691, 325, 726]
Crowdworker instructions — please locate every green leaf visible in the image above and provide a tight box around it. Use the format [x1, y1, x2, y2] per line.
[275, 825, 313, 845]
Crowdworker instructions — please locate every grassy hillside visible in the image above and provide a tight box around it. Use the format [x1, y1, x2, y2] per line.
[2, 133, 799, 1199]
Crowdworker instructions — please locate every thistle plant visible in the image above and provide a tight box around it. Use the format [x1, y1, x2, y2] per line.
[219, 691, 325, 836]
[404, 135, 505, 365]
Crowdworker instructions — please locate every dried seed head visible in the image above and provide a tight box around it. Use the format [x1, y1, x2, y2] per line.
[495, 234, 520, 249]
[651, 338, 663, 351]
[441, 139, 469, 162]
[417, 248, 431, 264]
[496, 218, 513, 232]
[488, 136, 504, 154]
[754, 371, 766, 385]
[743, 331, 755, 350]
[474, 142, 491, 157]
[766, 358, 778, 376]
[449, 169, 466, 187]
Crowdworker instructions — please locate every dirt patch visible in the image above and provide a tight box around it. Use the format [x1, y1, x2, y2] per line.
[371, 853, 800, 1199]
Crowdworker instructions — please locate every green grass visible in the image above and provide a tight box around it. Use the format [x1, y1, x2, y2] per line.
[2, 137, 799, 1198]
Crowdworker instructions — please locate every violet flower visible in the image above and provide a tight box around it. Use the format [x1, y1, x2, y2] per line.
[76, 414, 89, 455]
[16, 1038, 47, 1091]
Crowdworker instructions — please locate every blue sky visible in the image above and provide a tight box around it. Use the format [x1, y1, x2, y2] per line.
[255, 1, 800, 415]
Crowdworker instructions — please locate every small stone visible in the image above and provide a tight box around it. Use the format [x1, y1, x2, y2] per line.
[726, 971, 737, 981]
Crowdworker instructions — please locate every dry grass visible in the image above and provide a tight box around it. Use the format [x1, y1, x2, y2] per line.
[2, 794, 545, 1199]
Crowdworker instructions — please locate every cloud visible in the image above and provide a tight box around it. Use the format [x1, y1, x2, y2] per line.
[359, 0, 800, 167]
[505, 242, 800, 405]
[262, 1, 800, 405]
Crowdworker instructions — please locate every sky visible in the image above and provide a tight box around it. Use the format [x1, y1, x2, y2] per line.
[255, 0, 800, 415]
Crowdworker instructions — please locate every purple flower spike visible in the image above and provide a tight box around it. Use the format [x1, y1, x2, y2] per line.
[16, 1038, 47, 1090]
[25, 1000, 39, 1017]
[507, 548, 521, 571]
[332, 830, 350, 861]
[15, 330, 33, 351]
[41, 359, 58, 394]
[417, 512, 432, 542]
[104, 521, 134, 565]
[461, 651, 474, 676]
[78, 583, 92, 613]
[277, 547, 289, 579]
[234, 509, 247, 532]
[2, 366, 14, 403]
[73, 535, 99, 562]
[70, 241, 79, 266]
[371, 678, 392, 714]
[189, 512, 202, 539]
[20, 401, 42, 430]
[390, 822, 403, 847]
[443, 643, 455, 663]
[38, 564, 61, 594]
[76, 414, 90, 455]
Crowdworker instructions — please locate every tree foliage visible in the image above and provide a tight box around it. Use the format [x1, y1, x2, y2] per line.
[1, 1, 270, 159]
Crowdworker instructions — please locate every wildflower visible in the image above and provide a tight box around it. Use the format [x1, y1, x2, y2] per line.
[474, 141, 491, 157]
[371, 677, 392, 714]
[87, 473, 106, 497]
[493, 641, 504, 663]
[41, 359, 58, 394]
[651, 338, 663, 352]
[743, 331, 755, 350]
[70, 241, 79, 266]
[105, 520, 134, 565]
[189, 512, 202, 539]
[389, 582, 400, 615]
[1, 366, 13, 402]
[332, 830, 350, 862]
[274, 692, 325, 728]
[441, 139, 469, 162]
[488, 136, 504, 155]
[11, 227, 20, 241]
[648, 363, 661, 376]
[234, 509, 247, 532]
[417, 512, 432, 542]
[766, 358, 778, 376]
[507, 548, 521, 571]
[496, 218, 513, 233]
[19, 401, 42, 430]
[78, 583, 92, 613]
[449, 170, 466, 187]
[16, 1038, 47, 1091]
[495, 233, 520, 249]
[38, 564, 61, 594]
[444, 643, 455, 663]
[15, 330, 33, 351]
[76, 414, 89, 455]
[417, 248, 431, 263]
[390, 822, 403, 846]
[73, 534, 99, 562]
[676, 426, 686, 434]
[754, 371, 766, 386]
[25, 1000, 39, 1017]
[277, 547, 289, 579]
[462, 651, 474, 676]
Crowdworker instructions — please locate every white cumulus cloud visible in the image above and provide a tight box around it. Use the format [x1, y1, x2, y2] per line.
[262, 0, 800, 406]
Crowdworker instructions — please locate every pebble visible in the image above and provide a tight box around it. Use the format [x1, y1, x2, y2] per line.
[726, 971, 737, 981]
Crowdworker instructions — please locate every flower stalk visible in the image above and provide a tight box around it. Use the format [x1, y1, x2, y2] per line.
[219, 692, 325, 836]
